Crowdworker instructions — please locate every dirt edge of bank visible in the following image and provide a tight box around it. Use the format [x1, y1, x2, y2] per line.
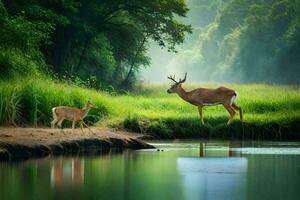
[0, 127, 155, 161]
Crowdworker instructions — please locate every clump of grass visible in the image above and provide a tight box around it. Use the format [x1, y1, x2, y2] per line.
[0, 84, 22, 125]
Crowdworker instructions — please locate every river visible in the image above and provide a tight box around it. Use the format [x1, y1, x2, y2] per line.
[0, 140, 300, 200]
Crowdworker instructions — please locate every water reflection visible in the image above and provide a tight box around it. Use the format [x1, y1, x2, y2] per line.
[181, 142, 248, 200]
[0, 141, 299, 200]
[199, 141, 243, 157]
[177, 157, 248, 200]
[51, 158, 84, 190]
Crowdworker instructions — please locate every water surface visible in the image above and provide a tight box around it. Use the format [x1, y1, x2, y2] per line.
[0, 140, 300, 200]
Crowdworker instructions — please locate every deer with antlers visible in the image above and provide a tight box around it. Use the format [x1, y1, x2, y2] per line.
[167, 73, 243, 125]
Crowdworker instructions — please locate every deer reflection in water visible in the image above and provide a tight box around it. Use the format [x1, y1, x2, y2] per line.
[51, 158, 84, 190]
[199, 142, 243, 157]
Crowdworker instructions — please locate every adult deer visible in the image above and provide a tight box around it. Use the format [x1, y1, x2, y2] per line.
[51, 100, 96, 133]
[167, 73, 243, 125]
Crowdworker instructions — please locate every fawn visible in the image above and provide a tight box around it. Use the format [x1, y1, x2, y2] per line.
[51, 100, 96, 133]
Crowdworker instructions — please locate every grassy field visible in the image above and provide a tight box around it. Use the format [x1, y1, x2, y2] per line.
[1, 79, 300, 140]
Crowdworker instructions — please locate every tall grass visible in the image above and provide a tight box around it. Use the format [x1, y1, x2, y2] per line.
[0, 79, 300, 139]
[0, 79, 111, 127]
[0, 84, 22, 125]
[109, 84, 300, 139]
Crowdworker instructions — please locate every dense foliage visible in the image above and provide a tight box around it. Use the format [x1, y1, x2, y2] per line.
[2, 0, 300, 86]
[0, 0, 191, 89]
[0, 1, 53, 79]
[181, 0, 300, 83]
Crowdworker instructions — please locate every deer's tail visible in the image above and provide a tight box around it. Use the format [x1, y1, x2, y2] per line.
[230, 91, 238, 105]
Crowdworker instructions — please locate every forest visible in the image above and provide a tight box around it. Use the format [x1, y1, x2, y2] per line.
[2, 0, 300, 88]
[147, 0, 300, 83]
[0, 0, 191, 90]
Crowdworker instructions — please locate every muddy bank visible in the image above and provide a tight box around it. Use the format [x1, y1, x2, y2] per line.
[0, 127, 154, 161]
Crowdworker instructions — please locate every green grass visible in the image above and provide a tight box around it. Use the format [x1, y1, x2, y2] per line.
[1, 79, 300, 140]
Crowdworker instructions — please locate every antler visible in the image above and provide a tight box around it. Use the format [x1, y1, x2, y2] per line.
[168, 73, 187, 84]
[168, 74, 178, 83]
[178, 72, 187, 84]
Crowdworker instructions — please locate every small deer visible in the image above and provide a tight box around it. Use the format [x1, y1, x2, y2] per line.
[51, 100, 96, 133]
[167, 73, 243, 125]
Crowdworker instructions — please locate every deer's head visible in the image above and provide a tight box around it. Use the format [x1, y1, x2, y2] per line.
[86, 100, 96, 109]
[167, 73, 187, 94]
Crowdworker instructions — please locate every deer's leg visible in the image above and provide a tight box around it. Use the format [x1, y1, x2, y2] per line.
[223, 104, 236, 125]
[57, 118, 64, 129]
[67, 120, 75, 135]
[51, 118, 58, 129]
[80, 121, 84, 135]
[232, 103, 243, 122]
[72, 120, 76, 129]
[197, 106, 204, 125]
[82, 121, 96, 135]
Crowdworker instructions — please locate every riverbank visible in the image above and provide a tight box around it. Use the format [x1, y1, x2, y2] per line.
[0, 127, 154, 161]
[1, 79, 300, 140]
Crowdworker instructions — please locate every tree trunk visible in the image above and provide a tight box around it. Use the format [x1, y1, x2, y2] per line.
[75, 36, 91, 73]
[121, 36, 146, 89]
[47, 26, 74, 73]
[112, 60, 121, 85]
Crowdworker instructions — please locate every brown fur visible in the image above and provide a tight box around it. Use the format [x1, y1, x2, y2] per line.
[51, 101, 95, 130]
[167, 76, 243, 125]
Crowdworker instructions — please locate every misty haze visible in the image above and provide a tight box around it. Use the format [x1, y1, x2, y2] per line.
[142, 0, 300, 84]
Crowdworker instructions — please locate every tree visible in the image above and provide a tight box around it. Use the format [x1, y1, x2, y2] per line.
[2, 0, 192, 89]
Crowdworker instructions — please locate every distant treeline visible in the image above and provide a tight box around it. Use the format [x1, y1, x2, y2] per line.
[0, 0, 191, 90]
[183, 0, 300, 84]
